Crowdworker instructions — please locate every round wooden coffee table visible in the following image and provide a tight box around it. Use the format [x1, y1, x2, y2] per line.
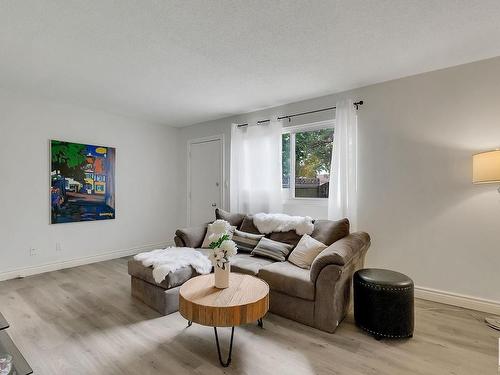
[179, 272, 269, 367]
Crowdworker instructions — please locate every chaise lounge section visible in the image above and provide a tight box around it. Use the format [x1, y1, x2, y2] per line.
[128, 210, 370, 333]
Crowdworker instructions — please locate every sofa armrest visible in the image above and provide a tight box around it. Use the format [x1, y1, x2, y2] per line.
[310, 231, 370, 283]
[174, 225, 207, 248]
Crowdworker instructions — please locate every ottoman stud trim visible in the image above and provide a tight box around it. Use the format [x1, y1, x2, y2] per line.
[357, 324, 413, 339]
[357, 280, 413, 292]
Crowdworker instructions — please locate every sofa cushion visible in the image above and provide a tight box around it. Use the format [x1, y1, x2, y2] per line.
[215, 208, 245, 228]
[175, 226, 207, 248]
[230, 253, 275, 275]
[311, 218, 350, 246]
[269, 230, 302, 248]
[239, 215, 261, 234]
[258, 261, 315, 301]
[251, 237, 294, 262]
[128, 259, 198, 290]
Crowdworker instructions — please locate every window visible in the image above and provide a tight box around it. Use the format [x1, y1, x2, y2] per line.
[282, 121, 334, 199]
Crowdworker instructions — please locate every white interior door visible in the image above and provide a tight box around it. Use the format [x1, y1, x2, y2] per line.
[189, 138, 223, 225]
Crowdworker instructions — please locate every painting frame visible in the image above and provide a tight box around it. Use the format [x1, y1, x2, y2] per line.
[50, 139, 116, 224]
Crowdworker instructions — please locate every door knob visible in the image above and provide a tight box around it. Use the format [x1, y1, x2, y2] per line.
[212, 203, 217, 207]
[216, 182, 220, 187]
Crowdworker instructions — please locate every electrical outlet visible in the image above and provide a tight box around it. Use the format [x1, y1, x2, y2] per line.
[29, 248, 37, 256]
[56, 242, 62, 252]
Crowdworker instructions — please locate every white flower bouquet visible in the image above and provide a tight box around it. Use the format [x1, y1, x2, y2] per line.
[207, 220, 238, 270]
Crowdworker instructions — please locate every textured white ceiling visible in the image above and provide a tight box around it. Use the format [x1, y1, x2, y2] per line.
[1, 1, 500, 126]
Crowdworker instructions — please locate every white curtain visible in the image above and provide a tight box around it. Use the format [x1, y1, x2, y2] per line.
[328, 99, 358, 230]
[230, 121, 282, 214]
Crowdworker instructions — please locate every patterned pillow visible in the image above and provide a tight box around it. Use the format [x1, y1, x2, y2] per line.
[232, 230, 265, 253]
[251, 237, 294, 262]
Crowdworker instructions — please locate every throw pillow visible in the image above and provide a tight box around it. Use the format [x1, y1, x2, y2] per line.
[239, 215, 261, 234]
[215, 208, 245, 228]
[269, 230, 301, 248]
[232, 230, 265, 253]
[251, 237, 294, 262]
[288, 234, 327, 269]
[201, 220, 236, 248]
[311, 218, 350, 246]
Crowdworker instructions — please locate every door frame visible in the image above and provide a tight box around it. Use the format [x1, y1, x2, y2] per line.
[187, 134, 226, 226]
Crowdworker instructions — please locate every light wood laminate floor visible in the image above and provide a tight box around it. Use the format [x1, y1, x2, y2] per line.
[0, 257, 497, 374]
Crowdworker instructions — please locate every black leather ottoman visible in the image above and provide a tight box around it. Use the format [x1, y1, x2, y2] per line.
[354, 268, 414, 340]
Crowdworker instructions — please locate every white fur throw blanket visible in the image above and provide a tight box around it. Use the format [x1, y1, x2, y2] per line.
[134, 247, 212, 284]
[253, 213, 314, 235]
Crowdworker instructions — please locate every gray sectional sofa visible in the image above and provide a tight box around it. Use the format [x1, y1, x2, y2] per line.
[128, 209, 370, 333]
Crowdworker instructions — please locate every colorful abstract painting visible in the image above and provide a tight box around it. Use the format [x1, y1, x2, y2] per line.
[51, 140, 116, 224]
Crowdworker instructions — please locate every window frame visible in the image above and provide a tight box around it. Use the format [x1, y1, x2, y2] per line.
[282, 119, 335, 203]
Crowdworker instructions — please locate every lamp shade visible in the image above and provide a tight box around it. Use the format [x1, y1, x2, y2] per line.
[472, 150, 500, 184]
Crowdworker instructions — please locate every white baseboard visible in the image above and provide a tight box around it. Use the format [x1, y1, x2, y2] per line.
[415, 286, 500, 316]
[0, 241, 173, 282]
[4, 251, 499, 316]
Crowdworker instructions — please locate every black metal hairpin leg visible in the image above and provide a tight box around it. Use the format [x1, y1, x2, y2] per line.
[213, 326, 235, 367]
[257, 318, 263, 328]
[187, 320, 192, 327]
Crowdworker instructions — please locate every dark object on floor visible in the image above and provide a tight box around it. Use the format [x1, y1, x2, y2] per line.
[354, 268, 414, 340]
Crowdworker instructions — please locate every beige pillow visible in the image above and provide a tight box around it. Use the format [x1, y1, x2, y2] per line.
[288, 234, 327, 269]
[201, 221, 236, 248]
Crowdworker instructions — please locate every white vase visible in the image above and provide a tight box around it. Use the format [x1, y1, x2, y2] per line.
[214, 263, 230, 289]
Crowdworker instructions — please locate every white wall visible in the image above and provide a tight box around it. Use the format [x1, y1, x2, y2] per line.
[0, 89, 180, 278]
[178, 57, 500, 304]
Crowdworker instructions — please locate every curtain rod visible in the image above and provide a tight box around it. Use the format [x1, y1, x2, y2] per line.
[236, 119, 270, 128]
[235, 100, 364, 127]
[277, 100, 364, 122]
